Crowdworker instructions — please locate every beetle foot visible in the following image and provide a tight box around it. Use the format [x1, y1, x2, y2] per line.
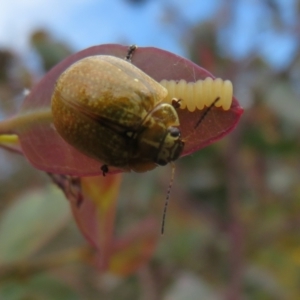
[101, 164, 109, 176]
[125, 45, 138, 61]
[171, 98, 181, 109]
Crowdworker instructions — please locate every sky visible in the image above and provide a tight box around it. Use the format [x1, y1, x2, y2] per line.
[0, 0, 298, 70]
[0, 0, 219, 58]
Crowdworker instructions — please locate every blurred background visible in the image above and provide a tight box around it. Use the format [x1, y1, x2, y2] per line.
[0, 0, 300, 299]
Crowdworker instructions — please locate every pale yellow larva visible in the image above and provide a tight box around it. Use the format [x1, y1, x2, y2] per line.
[160, 78, 233, 111]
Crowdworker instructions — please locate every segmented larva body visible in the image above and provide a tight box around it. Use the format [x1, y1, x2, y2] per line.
[160, 77, 233, 111]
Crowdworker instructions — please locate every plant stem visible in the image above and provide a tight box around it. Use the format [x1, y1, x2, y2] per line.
[0, 109, 53, 135]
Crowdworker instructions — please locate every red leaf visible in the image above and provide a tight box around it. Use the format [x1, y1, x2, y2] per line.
[60, 174, 159, 275]
[68, 175, 122, 263]
[11, 44, 242, 175]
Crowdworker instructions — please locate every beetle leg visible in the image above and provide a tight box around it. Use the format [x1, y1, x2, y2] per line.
[125, 45, 138, 61]
[194, 97, 220, 129]
[101, 164, 109, 176]
[171, 98, 181, 109]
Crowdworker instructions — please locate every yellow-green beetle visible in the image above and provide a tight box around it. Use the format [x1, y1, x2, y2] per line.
[51, 55, 185, 175]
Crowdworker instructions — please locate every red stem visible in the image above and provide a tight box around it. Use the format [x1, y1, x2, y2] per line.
[225, 127, 244, 300]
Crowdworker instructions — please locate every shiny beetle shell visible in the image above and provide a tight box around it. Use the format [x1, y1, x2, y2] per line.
[51, 55, 185, 173]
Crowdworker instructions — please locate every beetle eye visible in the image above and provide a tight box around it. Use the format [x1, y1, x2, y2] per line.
[169, 127, 180, 138]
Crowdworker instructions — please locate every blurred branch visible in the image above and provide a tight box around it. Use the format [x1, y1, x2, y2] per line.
[0, 134, 23, 154]
[137, 265, 159, 300]
[0, 246, 93, 281]
[224, 126, 244, 300]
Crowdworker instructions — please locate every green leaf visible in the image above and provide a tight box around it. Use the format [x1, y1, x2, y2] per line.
[0, 186, 70, 264]
[0, 274, 80, 300]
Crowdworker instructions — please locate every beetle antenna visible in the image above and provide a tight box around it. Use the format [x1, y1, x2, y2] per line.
[161, 162, 176, 235]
